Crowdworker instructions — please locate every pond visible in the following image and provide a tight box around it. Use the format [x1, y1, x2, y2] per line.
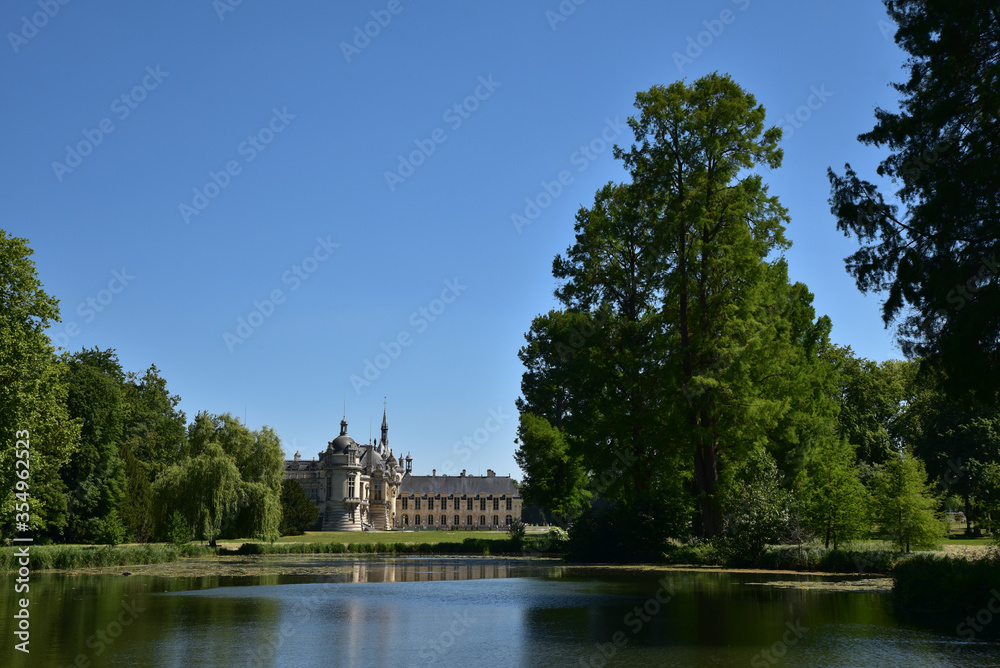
[3, 557, 998, 667]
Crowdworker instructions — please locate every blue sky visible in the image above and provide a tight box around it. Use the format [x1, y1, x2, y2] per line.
[3, 1, 908, 479]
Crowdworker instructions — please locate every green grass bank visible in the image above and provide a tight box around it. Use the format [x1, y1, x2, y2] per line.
[1, 530, 565, 571]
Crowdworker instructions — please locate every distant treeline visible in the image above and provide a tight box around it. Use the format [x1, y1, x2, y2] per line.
[1, 230, 315, 546]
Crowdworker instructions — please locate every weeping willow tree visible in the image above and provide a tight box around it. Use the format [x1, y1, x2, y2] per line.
[153, 412, 283, 545]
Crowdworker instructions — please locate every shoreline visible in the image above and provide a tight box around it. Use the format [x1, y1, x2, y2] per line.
[32, 553, 891, 581]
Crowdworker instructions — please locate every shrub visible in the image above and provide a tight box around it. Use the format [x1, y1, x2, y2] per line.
[663, 539, 721, 566]
[236, 543, 266, 555]
[716, 448, 792, 566]
[547, 527, 569, 542]
[893, 552, 1000, 616]
[753, 545, 904, 573]
[166, 511, 192, 547]
[507, 518, 526, 543]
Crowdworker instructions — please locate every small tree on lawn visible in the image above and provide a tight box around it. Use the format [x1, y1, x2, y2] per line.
[871, 451, 945, 552]
[799, 438, 870, 549]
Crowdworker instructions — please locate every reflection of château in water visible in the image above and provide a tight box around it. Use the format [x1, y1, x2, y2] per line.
[284, 407, 522, 531]
[336, 559, 523, 583]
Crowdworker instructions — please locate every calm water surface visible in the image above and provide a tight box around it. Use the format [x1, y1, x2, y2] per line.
[3, 557, 999, 667]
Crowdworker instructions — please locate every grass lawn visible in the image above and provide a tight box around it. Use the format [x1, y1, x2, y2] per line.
[941, 521, 994, 545]
[268, 530, 512, 545]
[941, 534, 993, 546]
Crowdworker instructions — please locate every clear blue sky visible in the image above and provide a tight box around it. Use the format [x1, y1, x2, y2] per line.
[3, 1, 907, 479]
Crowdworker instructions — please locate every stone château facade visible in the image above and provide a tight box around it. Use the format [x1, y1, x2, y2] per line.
[284, 410, 407, 531]
[283, 409, 522, 531]
[395, 469, 521, 530]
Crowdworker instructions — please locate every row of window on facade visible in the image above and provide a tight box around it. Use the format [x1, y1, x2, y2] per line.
[323, 478, 384, 501]
[400, 514, 514, 527]
[401, 497, 513, 511]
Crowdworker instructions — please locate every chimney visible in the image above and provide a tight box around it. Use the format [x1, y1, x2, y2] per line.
[460, 469, 466, 477]
[486, 469, 495, 478]
[432, 469, 436, 476]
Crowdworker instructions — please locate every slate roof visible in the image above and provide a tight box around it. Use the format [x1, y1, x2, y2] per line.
[285, 459, 320, 471]
[399, 475, 520, 497]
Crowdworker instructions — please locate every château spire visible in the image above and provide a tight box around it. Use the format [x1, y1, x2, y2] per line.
[380, 397, 389, 448]
[340, 396, 348, 436]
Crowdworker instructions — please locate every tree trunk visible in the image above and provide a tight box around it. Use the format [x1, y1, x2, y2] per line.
[693, 437, 719, 537]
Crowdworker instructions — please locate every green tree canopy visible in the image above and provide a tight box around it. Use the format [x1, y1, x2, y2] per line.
[908, 381, 1000, 535]
[828, 0, 1000, 396]
[155, 412, 283, 544]
[0, 230, 79, 537]
[516, 75, 840, 553]
[118, 364, 188, 542]
[513, 412, 591, 526]
[870, 451, 945, 552]
[62, 348, 128, 544]
[279, 479, 319, 536]
[153, 439, 241, 547]
[798, 437, 870, 550]
[718, 447, 792, 564]
[833, 348, 917, 466]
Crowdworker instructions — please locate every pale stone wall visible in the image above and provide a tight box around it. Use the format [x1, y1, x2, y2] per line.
[395, 492, 522, 529]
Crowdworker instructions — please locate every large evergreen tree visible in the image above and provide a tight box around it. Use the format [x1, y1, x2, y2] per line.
[828, 0, 1000, 396]
[614, 74, 834, 537]
[516, 75, 840, 550]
